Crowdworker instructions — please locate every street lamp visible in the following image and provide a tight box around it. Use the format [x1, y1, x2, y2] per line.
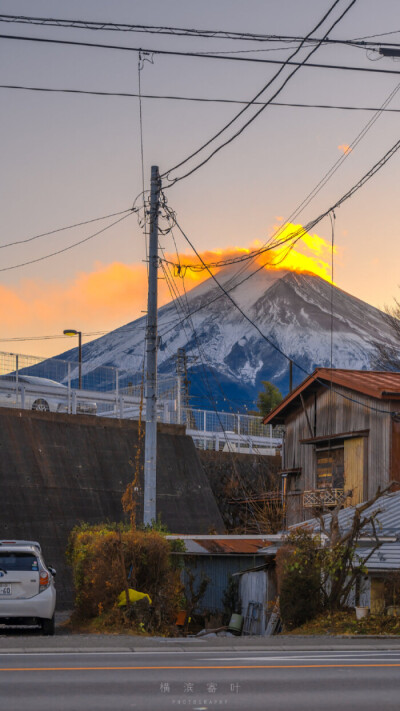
[63, 329, 82, 389]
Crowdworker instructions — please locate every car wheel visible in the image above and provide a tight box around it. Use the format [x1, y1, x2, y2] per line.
[40, 615, 55, 636]
[32, 399, 50, 412]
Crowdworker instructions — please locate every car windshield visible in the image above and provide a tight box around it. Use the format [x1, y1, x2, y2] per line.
[0, 552, 39, 571]
[0, 375, 66, 388]
[19, 376, 67, 388]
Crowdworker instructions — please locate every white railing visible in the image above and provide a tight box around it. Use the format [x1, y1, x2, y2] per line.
[0, 350, 282, 455]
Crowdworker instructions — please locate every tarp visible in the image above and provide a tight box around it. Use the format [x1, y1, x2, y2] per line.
[117, 589, 152, 607]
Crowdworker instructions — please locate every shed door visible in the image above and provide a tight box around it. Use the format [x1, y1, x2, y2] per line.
[344, 437, 365, 505]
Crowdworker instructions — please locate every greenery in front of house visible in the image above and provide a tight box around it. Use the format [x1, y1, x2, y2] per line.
[66, 522, 184, 635]
[276, 487, 394, 631]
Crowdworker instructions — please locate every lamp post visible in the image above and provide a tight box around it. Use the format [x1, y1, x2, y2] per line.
[63, 329, 82, 389]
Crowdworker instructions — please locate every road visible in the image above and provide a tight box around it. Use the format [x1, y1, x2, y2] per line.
[1, 647, 400, 710]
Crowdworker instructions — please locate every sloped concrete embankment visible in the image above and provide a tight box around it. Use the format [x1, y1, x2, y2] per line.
[0, 409, 224, 607]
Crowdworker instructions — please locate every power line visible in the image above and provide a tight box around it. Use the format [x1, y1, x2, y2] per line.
[170, 210, 395, 416]
[1, 13, 398, 50]
[0, 207, 132, 250]
[0, 211, 133, 272]
[162, 75, 400, 284]
[4, 83, 400, 115]
[162, 0, 358, 186]
[3, 31, 400, 75]
[160, 133, 400, 340]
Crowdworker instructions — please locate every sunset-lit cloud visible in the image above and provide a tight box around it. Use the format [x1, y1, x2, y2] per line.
[338, 144, 352, 155]
[0, 224, 337, 356]
[167, 223, 336, 283]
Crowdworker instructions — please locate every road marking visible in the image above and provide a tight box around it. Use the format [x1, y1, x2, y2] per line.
[2, 663, 400, 671]
[207, 654, 400, 661]
[1, 649, 400, 657]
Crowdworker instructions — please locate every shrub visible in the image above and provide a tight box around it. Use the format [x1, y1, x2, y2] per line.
[277, 530, 322, 630]
[66, 523, 183, 634]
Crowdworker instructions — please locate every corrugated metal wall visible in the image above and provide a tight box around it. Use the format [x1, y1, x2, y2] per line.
[239, 571, 268, 633]
[182, 555, 259, 613]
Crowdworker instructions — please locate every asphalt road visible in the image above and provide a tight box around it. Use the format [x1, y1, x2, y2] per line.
[2, 648, 400, 710]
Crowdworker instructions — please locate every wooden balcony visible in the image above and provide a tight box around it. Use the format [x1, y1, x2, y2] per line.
[303, 488, 345, 509]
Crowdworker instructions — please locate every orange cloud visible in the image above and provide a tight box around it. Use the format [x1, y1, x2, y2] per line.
[338, 144, 352, 155]
[0, 225, 337, 357]
[167, 224, 337, 284]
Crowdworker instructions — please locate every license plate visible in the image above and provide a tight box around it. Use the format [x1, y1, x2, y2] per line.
[0, 583, 12, 596]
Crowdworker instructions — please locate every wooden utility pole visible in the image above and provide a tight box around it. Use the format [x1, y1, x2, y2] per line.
[143, 165, 160, 525]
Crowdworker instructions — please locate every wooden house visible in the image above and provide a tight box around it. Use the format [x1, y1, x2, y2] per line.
[263, 369, 400, 526]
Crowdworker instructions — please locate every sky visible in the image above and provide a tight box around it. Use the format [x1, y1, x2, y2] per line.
[1, 0, 400, 358]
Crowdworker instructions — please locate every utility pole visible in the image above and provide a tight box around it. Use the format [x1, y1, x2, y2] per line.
[143, 165, 160, 525]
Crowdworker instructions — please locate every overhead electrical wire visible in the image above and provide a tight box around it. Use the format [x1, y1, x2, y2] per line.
[0, 211, 133, 272]
[162, 78, 400, 277]
[0, 207, 133, 250]
[168, 209, 395, 417]
[159, 134, 400, 343]
[161, 0, 358, 186]
[4, 83, 400, 115]
[1, 13, 398, 50]
[3, 32, 400, 76]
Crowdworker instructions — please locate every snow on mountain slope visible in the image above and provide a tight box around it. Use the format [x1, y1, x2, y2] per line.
[56, 265, 396, 409]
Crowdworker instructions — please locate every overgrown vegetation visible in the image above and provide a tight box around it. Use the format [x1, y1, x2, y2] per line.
[277, 485, 396, 630]
[200, 450, 283, 533]
[277, 530, 322, 629]
[290, 610, 400, 636]
[66, 523, 184, 635]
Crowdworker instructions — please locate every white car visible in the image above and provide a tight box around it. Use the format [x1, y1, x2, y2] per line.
[0, 540, 56, 635]
[0, 374, 97, 415]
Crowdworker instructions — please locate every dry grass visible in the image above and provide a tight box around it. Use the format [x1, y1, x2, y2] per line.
[288, 610, 400, 636]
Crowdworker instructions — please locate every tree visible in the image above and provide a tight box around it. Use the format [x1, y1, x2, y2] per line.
[256, 381, 283, 418]
[373, 296, 400, 371]
[277, 483, 399, 628]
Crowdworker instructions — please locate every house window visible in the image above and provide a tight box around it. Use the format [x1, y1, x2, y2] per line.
[316, 447, 344, 490]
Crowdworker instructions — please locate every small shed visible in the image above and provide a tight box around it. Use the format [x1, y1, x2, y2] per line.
[166, 535, 272, 615]
[263, 368, 400, 526]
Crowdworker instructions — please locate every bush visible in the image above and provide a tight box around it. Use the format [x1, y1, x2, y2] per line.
[277, 530, 322, 630]
[66, 523, 183, 634]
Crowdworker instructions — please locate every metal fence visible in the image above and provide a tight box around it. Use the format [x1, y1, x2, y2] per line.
[165, 407, 282, 454]
[0, 350, 282, 453]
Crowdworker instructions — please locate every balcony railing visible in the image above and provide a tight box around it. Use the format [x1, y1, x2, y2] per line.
[303, 488, 345, 509]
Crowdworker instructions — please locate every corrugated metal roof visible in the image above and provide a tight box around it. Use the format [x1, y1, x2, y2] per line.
[255, 493, 400, 571]
[355, 543, 400, 571]
[264, 368, 400, 425]
[170, 538, 272, 555]
[314, 491, 400, 537]
[296, 491, 400, 571]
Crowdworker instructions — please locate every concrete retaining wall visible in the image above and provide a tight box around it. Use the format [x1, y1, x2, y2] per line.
[0, 409, 224, 607]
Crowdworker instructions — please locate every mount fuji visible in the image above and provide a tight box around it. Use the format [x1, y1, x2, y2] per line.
[55, 265, 396, 411]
